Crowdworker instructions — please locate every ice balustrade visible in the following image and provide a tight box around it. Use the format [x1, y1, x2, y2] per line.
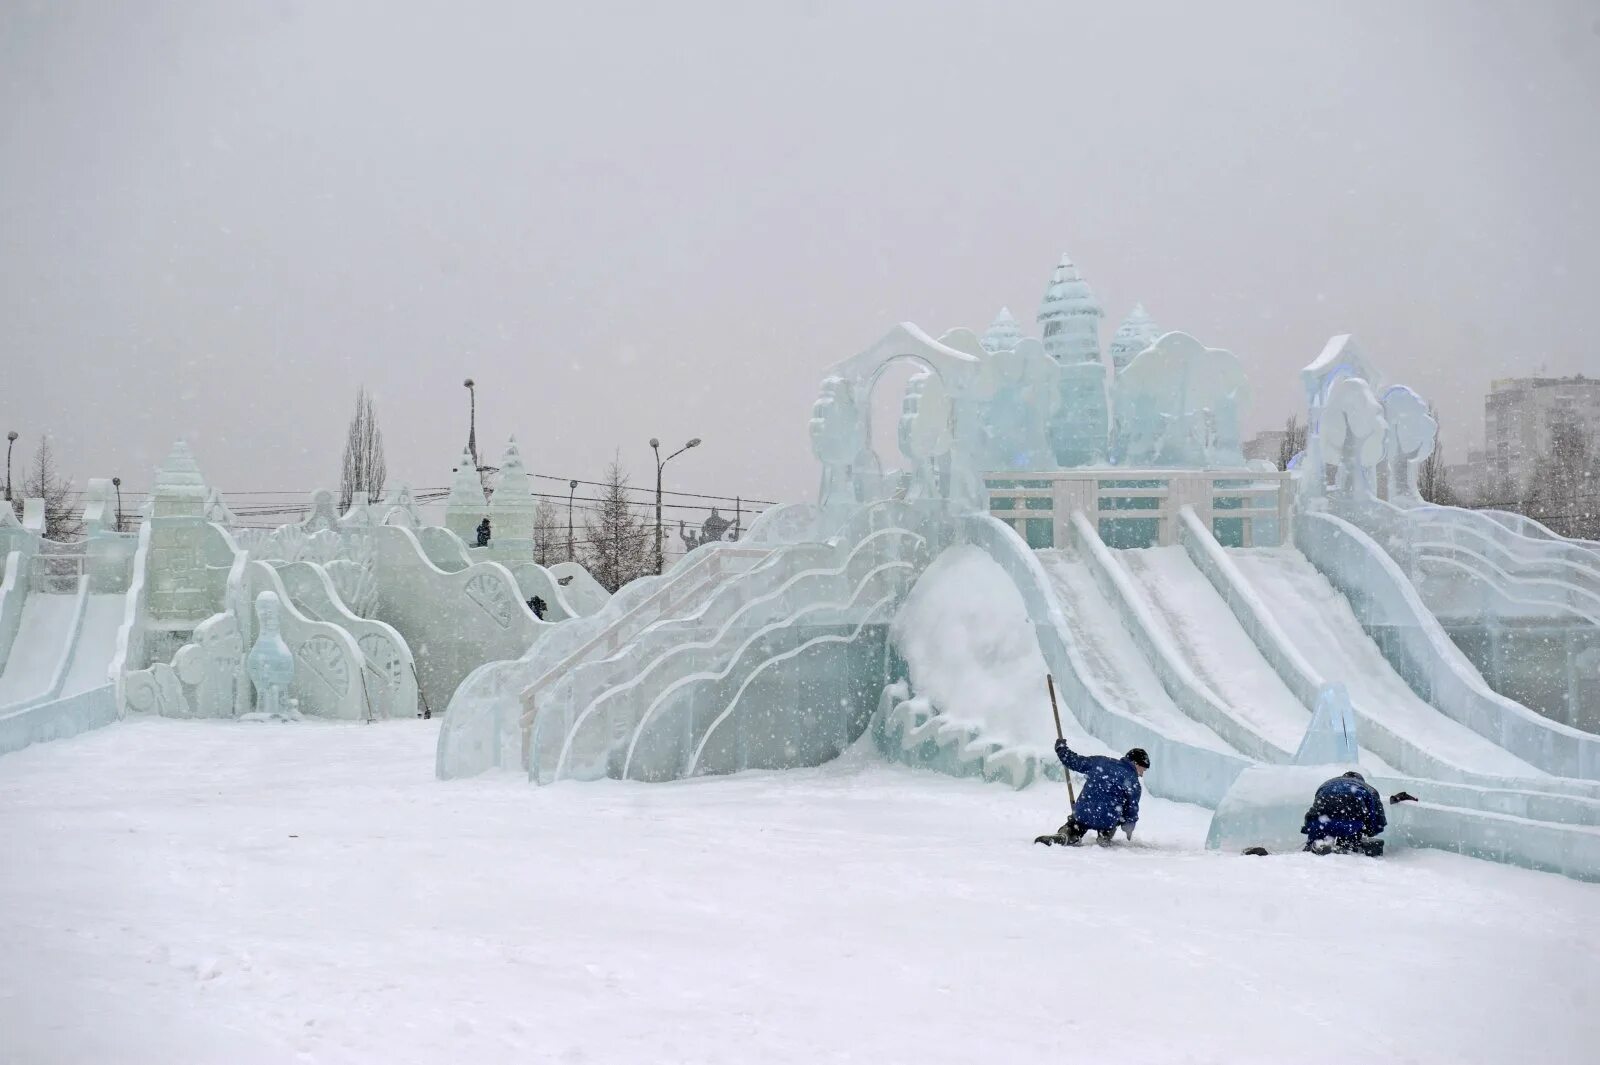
[987, 469, 1291, 551]
[1478, 509, 1600, 559]
[530, 523, 924, 784]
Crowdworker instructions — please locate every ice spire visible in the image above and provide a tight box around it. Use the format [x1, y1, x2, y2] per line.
[1108, 303, 1161, 375]
[980, 307, 1024, 354]
[1036, 253, 1103, 365]
[153, 440, 208, 501]
[445, 447, 487, 542]
[489, 436, 537, 546]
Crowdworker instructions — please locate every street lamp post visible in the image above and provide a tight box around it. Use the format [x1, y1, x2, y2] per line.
[650, 436, 701, 575]
[462, 378, 478, 470]
[112, 477, 123, 532]
[4, 430, 16, 504]
[566, 479, 578, 563]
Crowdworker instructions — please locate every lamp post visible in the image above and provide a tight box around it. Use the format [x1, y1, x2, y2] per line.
[650, 436, 701, 575]
[4, 430, 16, 504]
[566, 479, 578, 562]
[463, 378, 478, 470]
[112, 477, 123, 532]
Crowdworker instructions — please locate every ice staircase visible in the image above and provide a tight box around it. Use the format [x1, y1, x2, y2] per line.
[438, 501, 931, 783]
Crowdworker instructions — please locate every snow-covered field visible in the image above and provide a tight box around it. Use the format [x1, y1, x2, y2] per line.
[1, 721, 1595, 1065]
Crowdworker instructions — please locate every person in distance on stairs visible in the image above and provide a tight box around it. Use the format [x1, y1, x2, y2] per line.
[1039, 743, 1149, 846]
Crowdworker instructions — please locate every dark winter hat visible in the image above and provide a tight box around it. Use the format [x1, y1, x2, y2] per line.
[1125, 748, 1151, 769]
[1343, 770, 1365, 782]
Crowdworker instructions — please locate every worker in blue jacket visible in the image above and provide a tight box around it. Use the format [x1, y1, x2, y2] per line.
[1302, 771, 1401, 856]
[1036, 742, 1149, 846]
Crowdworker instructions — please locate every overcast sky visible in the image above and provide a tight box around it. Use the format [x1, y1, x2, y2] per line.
[3, 1, 1598, 515]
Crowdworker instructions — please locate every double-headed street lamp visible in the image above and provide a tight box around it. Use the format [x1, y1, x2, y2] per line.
[5, 430, 16, 504]
[650, 436, 701, 575]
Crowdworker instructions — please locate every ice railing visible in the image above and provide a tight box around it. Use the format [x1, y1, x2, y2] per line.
[436, 541, 768, 779]
[530, 524, 923, 784]
[515, 542, 774, 763]
[1345, 498, 1600, 609]
[1296, 510, 1600, 783]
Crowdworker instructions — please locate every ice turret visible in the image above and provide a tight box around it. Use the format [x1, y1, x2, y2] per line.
[1036, 253, 1103, 365]
[444, 447, 487, 543]
[980, 307, 1024, 354]
[147, 441, 212, 623]
[488, 436, 537, 553]
[152, 441, 209, 514]
[1108, 303, 1160, 375]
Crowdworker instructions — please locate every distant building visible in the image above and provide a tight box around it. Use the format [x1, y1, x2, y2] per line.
[1243, 429, 1289, 465]
[1445, 447, 1486, 503]
[1484, 376, 1600, 494]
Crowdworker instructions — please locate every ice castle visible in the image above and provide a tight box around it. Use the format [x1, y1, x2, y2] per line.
[1, 253, 1597, 882]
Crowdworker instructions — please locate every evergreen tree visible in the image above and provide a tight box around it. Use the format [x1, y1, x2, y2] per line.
[581, 458, 651, 592]
[14, 435, 83, 541]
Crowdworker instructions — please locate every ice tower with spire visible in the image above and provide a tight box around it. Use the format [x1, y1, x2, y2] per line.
[1108, 303, 1161, 375]
[1038, 254, 1110, 466]
[980, 307, 1024, 354]
[1036, 254, 1103, 365]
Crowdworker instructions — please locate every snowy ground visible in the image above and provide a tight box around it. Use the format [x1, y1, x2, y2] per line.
[1, 721, 1596, 1065]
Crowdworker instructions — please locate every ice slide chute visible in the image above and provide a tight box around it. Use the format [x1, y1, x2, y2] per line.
[1291, 510, 1600, 781]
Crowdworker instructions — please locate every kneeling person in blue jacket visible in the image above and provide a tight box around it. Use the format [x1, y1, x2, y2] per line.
[1302, 771, 1395, 856]
[1040, 742, 1149, 846]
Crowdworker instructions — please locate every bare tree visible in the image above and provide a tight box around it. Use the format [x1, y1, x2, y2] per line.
[581, 457, 651, 592]
[1416, 439, 1454, 506]
[1527, 418, 1599, 539]
[532, 499, 564, 566]
[1277, 414, 1307, 471]
[339, 386, 387, 512]
[14, 435, 83, 541]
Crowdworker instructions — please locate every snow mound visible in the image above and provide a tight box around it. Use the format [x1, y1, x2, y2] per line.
[889, 545, 1056, 752]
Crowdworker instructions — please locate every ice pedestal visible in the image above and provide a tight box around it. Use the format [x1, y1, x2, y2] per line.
[1205, 763, 1366, 852]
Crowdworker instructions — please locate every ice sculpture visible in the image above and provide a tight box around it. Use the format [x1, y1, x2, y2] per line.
[1112, 332, 1248, 467]
[245, 591, 298, 719]
[1107, 303, 1160, 376]
[1380, 386, 1437, 508]
[1292, 682, 1361, 765]
[980, 307, 1024, 354]
[380, 485, 423, 529]
[971, 338, 1059, 471]
[444, 448, 486, 543]
[1038, 255, 1109, 467]
[1298, 334, 1382, 502]
[487, 436, 537, 560]
[897, 371, 953, 500]
[1322, 377, 1387, 499]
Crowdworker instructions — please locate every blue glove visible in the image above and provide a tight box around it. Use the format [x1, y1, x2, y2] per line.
[1054, 739, 1073, 764]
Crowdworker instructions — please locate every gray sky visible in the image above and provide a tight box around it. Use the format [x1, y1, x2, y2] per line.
[3, 1, 1598, 515]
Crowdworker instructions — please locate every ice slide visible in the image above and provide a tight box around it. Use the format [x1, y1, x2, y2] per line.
[0, 576, 124, 712]
[0, 583, 86, 708]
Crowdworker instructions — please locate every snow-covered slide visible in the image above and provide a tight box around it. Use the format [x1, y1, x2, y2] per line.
[0, 580, 88, 709]
[1111, 545, 1333, 761]
[1225, 543, 1597, 793]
